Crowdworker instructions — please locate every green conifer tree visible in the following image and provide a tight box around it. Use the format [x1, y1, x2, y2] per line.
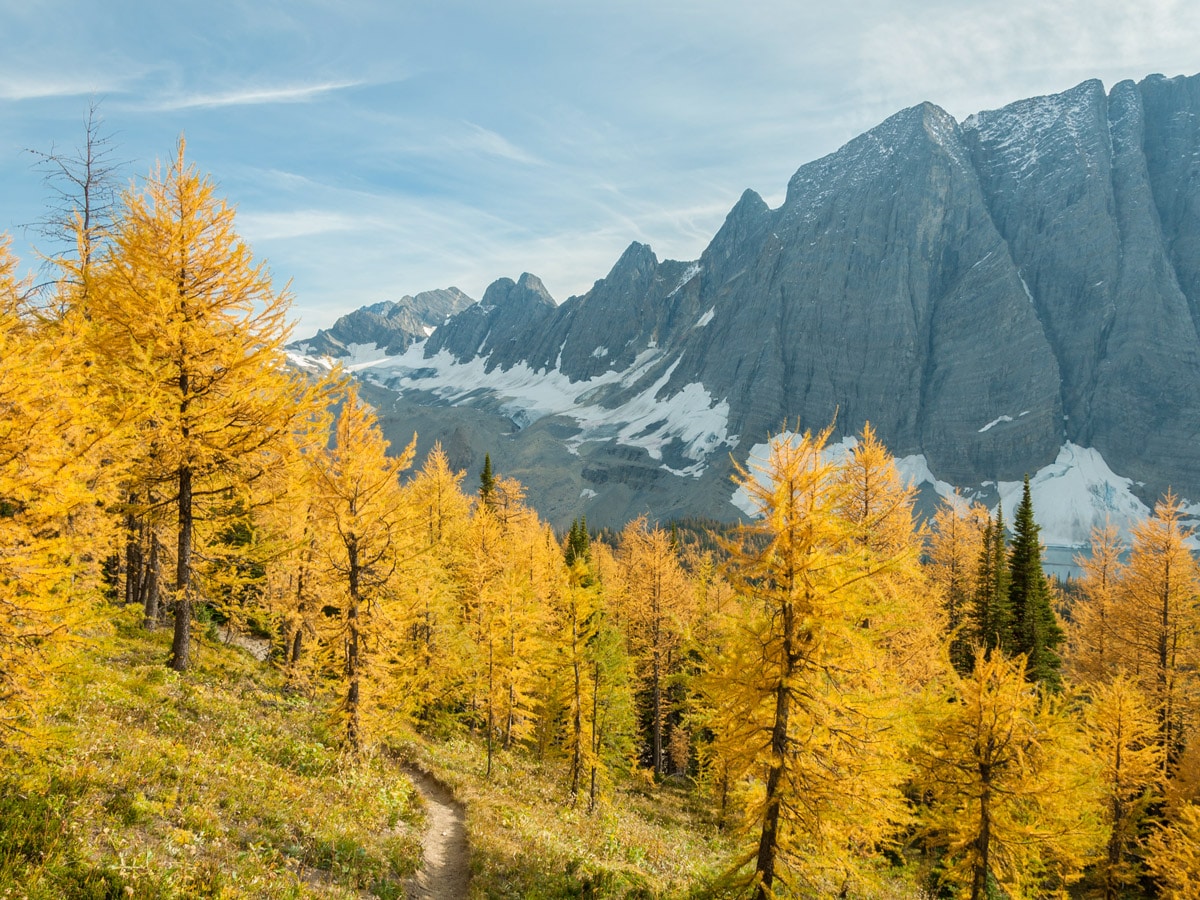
[479, 453, 496, 508]
[1007, 476, 1064, 688]
[972, 508, 1013, 659]
[564, 516, 592, 571]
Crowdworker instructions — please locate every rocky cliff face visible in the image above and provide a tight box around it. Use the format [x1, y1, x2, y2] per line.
[295, 72, 1200, 538]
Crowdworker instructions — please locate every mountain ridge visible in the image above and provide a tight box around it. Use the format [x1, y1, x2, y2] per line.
[291, 72, 1200, 544]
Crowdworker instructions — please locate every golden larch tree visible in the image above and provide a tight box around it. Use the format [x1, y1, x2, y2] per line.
[0, 238, 116, 741]
[927, 494, 989, 675]
[914, 652, 1105, 900]
[1145, 802, 1200, 899]
[706, 425, 916, 897]
[395, 443, 474, 724]
[90, 140, 317, 671]
[612, 516, 693, 777]
[309, 384, 415, 751]
[1066, 520, 1127, 686]
[836, 423, 943, 688]
[1111, 495, 1200, 767]
[1084, 675, 1164, 898]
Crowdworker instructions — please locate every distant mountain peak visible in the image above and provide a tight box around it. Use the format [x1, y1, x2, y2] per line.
[290, 287, 473, 358]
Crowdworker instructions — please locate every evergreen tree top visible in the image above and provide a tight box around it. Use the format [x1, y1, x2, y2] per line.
[479, 452, 496, 506]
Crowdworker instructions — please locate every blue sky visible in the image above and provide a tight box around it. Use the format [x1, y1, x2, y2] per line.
[2, 0, 1198, 334]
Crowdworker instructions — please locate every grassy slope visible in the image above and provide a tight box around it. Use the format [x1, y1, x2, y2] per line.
[0, 607, 736, 899]
[1, 607, 423, 899]
[402, 739, 735, 899]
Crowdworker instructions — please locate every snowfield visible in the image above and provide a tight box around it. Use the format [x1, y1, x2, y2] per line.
[296, 340, 736, 479]
[732, 436, 1170, 550]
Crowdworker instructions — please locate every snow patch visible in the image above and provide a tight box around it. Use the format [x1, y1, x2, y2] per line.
[729, 438, 1155, 551]
[1019, 275, 1035, 303]
[1176, 501, 1200, 547]
[343, 342, 392, 370]
[285, 343, 389, 372]
[580, 488, 598, 500]
[730, 439, 775, 516]
[822, 435, 859, 462]
[895, 454, 958, 501]
[361, 342, 735, 478]
[992, 443, 1151, 547]
[667, 262, 701, 297]
[695, 307, 715, 328]
[592, 346, 609, 359]
[979, 414, 1014, 433]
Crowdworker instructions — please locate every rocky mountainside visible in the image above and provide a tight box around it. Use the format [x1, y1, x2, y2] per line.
[292, 73, 1200, 546]
[291, 287, 473, 358]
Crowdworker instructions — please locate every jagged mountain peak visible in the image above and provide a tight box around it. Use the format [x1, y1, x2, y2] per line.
[516, 271, 553, 298]
[290, 286, 473, 358]
[782, 100, 973, 220]
[607, 241, 659, 282]
[962, 78, 1110, 179]
[480, 273, 556, 311]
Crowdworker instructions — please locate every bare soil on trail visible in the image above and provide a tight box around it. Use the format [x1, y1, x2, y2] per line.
[404, 766, 470, 900]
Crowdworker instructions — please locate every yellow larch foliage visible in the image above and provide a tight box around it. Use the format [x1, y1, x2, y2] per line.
[308, 384, 416, 751]
[0, 237, 117, 742]
[471, 500, 557, 775]
[927, 494, 989, 675]
[1145, 802, 1200, 899]
[705, 424, 918, 898]
[836, 422, 944, 688]
[88, 139, 321, 671]
[394, 443, 475, 724]
[253, 421, 336, 681]
[611, 516, 694, 777]
[1109, 494, 1200, 766]
[1066, 520, 1127, 687]
[1084, 675, 1164, 897]
[915, 652, 1105, 900]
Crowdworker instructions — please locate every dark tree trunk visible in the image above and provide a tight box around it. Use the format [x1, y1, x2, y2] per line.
[971, 783, 992, 900]
[169, 464, 193, 671]
[754, 600, 795, 900]
[142, 532, 161, 627]
[124, 508, 142, 606]
[346, 538, 362, 752]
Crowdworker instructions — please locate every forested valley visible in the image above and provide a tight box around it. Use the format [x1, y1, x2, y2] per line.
[2, 142, 1200, 900]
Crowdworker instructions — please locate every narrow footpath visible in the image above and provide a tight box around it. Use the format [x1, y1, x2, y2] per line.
[403, 767, 470, 900]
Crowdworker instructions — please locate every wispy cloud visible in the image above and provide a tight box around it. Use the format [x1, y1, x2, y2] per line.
[453, 122, 544, 166]
[0, 74, 125, 101]
[150, 80, 363, 111]
[237, 209, 363, 242]
[859, 0, 1200, 120]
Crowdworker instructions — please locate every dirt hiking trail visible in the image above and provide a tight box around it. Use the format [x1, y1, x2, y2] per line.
[404, 766, 470, 900]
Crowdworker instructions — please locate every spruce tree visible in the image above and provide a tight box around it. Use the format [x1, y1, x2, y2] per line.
[564, 516, 591, 569]
[479, 453, 496, 507]
[972, 507, 1012, 659]
[1007, 476, 1064, 688]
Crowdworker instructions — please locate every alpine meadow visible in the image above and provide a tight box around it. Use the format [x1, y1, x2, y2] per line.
[5, 70, 1200, 900]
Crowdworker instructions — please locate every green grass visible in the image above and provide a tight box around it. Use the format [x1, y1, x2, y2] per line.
[396, 736, 735, 899]
[0, 606, 423, 899]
